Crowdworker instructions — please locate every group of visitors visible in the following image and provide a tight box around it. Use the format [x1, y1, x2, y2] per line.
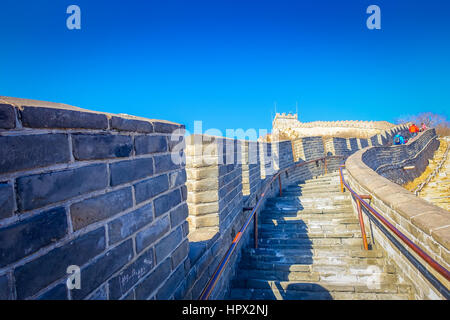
[393, 123, 427, 145]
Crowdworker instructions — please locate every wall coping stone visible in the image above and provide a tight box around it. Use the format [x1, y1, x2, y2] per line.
[346, 130, 450, 251]
[0, 96, 184, 132]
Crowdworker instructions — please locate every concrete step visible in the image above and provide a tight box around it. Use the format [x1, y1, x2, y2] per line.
[257, 237, 367, 247]
[241, 254, 386, 267]
[228, 287, 412, 300]
[259, 217, 359, 226]
[239, 260, 396, 274]
[265, 202, 352, 212]
[234, 268, 397, 284]
[232, 278, 410, 295]
[260, 208, 354, 216]
[244, 247, 383, 259]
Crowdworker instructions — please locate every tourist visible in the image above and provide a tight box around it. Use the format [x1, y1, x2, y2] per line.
[420, 122, 427, 132]
[393, 133, 405, 145]
[409, 123, 420, 138]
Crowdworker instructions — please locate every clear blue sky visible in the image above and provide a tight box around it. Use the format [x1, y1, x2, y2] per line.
[0, 0, 449, 136]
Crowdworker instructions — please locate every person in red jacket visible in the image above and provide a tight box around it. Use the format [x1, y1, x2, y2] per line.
[420, 122, 427, 132]
[409, 123, 420, 138]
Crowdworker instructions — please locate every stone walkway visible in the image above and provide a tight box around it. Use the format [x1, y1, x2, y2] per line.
[227, 172, 414, 299]
[416, 137, 450, 211]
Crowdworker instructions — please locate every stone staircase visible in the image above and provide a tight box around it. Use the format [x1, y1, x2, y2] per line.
[417, 137, 450, 211]
[228, 171, 415, 300]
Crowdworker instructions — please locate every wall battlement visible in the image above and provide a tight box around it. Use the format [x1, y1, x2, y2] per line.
[271, 112, 396, 140]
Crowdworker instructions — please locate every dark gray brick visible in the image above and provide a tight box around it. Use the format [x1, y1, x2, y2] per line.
[88, 285, 108, 300]
[17, 164, 108, 211]
[110, 158, 153, 186]
[171, 239, 189, 269]
[152, 121, 183, 134]
[0, 274, 12, 300]
[168, 170, 186, 188]
[0, 207, 68, 268]
[135, 216, 170, 253]
[154, 189, 182, 217]
[167, 133, 185, 152]
[134, 258, 171, 299]
[135, 135, 167, 155]
[108, 248, 154, 299]
[0, 183, 14, 219]
[21, 106, 108, 129]
[0, 104, 15, 129]
[154, 154, 181, 174]
[169, 203, 188, 228]
[36, 283, 68, 300]
[14, 227, 105, 299]
[180, 185, 187, 201]
[108, 203, 154, 244]
[72, 134, 133, 160]
[155, 226, 183, 264]
[110, 116, 153, 133]
[134, 174, 169, 204]
[70, 187, 133, 231]
[0, 134, 70, 174]
[188, 241, 207, 266]
[156, 263, 186, 299]
[71, 239, 133, 300]
[122, 290, 135, 300]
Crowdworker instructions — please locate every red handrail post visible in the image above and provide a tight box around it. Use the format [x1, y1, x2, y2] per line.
[254, 210, 258, 249]
[339, 165, 345, 193]
[278, 175, 282, 196]
[356, 198, 369, 250]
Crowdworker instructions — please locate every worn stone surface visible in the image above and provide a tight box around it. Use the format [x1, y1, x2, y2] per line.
[14, 227, 105, 299]
[110, 116, 153, 133]
[0, 104, 15, 129]
[71, 239, 133, 300]
[36, 283, 68, 300]
[0, 134, 70, 174]
[134, 174, 169, 204]
[154, 189, 182, 217]
[21, 106, 108, 129]
[0, 274, 12, 300]
[135, 135, 167, 155]
[70, 187, 133, 231]
[108, 203, 154, 244]
[0, 207, 68, 268]
[109, 158, 153, 186]
[72, 134, 133, 160]
[134, 258, 172, 299]
[17, 164, 108, 211]
[108, 248, 154, 299]
[154, 154, 181, 174]
[0, 183, 14, 219]
[135, 216, 170, 253]
[155, 226, 183, 264]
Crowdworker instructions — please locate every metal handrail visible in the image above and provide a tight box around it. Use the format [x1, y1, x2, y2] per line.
[339, 165, 450, 282]
[198, 155, 345, 300]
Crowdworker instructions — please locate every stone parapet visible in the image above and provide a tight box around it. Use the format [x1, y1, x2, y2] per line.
[345, 129, 449, 299]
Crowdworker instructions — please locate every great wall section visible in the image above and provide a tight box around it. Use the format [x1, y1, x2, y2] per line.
[0, 97, 449, 300]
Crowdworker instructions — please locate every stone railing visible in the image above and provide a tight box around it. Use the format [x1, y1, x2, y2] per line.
[345, 129, 450, 299]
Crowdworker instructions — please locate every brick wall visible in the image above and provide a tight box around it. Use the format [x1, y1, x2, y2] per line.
[0, 96, 410, 300]
[0, 98, 188, 300]
[345, 129, 449, 299]
[362, 129, 440, 185]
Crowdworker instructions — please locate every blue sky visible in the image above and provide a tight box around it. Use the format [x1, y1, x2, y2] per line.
[0, 0, 449, 136]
